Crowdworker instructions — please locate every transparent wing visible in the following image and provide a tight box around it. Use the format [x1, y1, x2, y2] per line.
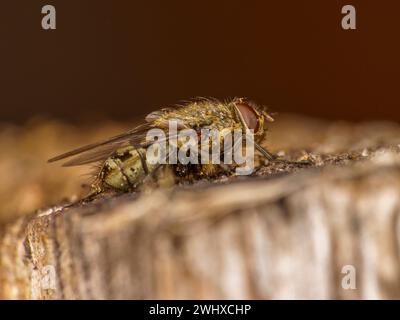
[48, 123, 156, 166]
[48, 114, 185, 167]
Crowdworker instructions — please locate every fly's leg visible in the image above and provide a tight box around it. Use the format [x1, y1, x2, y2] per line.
[136, 148, 149, 175]
[254, 141, 275, 161]
[61, 184, 103, 210]
[82, 185, 103, 202]
[273, 158, 313, 166]
[134, 147, 162, 190]
[136, 146, 177, 190]
[255, 141, 313, 166]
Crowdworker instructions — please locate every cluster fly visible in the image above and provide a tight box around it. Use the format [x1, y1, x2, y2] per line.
[49, 98, 293, 196]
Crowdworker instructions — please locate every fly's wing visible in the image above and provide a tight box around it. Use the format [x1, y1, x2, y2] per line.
[48, 111, 186, 167]
[47, 123, 153, 166]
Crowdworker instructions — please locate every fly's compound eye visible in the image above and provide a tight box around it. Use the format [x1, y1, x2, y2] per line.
[235, 101, 260, 132]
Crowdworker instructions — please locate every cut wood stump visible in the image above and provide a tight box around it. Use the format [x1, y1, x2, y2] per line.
[1, 115, 400, 299]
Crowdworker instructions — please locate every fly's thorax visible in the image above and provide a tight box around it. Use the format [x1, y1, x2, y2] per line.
[100, 146, 156, 191]
[157, 100, 238, 132]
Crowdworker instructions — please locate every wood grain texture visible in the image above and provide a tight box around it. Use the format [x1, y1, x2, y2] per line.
[1, 149, 400, 299]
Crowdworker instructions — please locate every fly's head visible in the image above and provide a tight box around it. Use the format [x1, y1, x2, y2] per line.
[231, 98, 274, 139]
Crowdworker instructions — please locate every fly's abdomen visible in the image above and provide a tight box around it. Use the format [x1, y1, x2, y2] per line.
[99, 146, 154, 191]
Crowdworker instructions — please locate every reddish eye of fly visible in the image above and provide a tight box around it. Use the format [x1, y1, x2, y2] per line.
[236, 102, 260, 132]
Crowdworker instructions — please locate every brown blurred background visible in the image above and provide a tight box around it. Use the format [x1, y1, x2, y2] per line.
[1, 0, 400, 223]
[1, 0, 399, 123]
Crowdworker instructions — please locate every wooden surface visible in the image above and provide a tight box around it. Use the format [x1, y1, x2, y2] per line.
[1, 115, 400, 299]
